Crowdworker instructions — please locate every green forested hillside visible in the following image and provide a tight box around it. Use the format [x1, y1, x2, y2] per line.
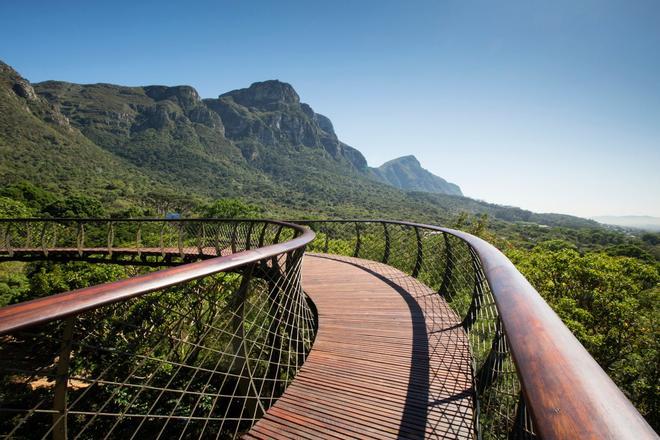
[0, 62, 178, 213]
[33, 80, 274, 200]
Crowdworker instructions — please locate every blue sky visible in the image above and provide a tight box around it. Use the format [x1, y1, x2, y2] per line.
[1, 0, 659, 217]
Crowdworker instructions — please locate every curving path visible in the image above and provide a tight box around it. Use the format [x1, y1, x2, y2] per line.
[1, 246, 476, 438]
[246, 254, 475, 439]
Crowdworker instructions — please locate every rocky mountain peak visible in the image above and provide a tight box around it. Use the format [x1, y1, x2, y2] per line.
[144, 85, 201, 109]
[387, 155, 420, 167]
[205, 79, 369, 170]
[372, 155, 462, 196]
[219, 80, 300, 108]
[1, 60, 38, 101]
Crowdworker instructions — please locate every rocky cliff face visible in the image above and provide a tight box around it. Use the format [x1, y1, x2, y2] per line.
[204, 80, 367, 170]
[371, 155, 462, 196]
[35, 81, 225, 141]
[142, 85, 224, 132]
[0, 61, 71, 130]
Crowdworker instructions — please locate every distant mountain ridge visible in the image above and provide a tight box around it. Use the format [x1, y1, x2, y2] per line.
[28, 75, 467, 213]
[0, 58, 598, 228]
[371, 155, 462, 196]
[593, 216, 660, 232]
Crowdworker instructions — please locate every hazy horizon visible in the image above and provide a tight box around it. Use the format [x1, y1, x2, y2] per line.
[1, 0, 658, 218]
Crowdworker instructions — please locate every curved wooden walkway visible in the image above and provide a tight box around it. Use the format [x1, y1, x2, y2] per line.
[1, 247, 476, 438]
[246, 254, 475, 439]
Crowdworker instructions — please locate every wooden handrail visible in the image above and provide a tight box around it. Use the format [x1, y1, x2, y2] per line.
[443, 226, 655, 439]
[294, 219, 657, 439]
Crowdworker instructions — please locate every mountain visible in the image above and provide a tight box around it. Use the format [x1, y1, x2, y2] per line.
[0, 59, 599, 228]
[33, 80, 271, 200]
[593, 216, 660, 232]
[33, 78, 466, 206]
[204, 80, 367, 171]
[0, 60, 174, 211]
[371, 155, 462, 196]
[31, 78, 433, 216]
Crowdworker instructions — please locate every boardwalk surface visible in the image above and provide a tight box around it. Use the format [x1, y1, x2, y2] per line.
[247, 254, 475, 439]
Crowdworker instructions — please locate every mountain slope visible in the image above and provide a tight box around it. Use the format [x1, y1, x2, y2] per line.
[33, 80, 276, 200]
[371, 155, 462, 196]
[0, 61, 174, 210]
[0, 59, 598, 228]
[34, 77, 450, 217]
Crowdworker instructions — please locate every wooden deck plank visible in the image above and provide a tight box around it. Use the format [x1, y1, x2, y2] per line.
[247, 254, 474, 439]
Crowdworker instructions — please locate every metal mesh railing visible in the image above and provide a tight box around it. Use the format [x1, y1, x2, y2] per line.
[299, 220, 535, 440]
[0, 219, 315, 439]
[0, 219, 299, 266]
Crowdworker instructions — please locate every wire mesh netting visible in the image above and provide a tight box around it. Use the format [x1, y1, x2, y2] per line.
[0, 220, 315, 439]
[301, 220, 535, 440]
[0, 219, 300, 266]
